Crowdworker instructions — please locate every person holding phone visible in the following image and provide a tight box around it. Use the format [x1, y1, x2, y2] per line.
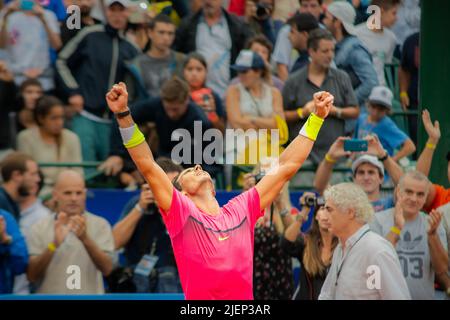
[314, 135, 404, 212]
[354, 86, 416, 162]
[0, 0, 61, 91]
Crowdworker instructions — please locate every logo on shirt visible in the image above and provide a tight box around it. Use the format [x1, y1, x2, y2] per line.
[218, 235, 230, 241]
[402, 231, 423, 250]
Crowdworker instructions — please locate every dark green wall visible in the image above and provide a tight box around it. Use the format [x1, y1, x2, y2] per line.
[419, 0, 450, 187]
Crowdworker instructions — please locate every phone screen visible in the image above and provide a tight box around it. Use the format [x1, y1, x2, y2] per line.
[344, 139, 368, 152]
[20, 0, 35, 11]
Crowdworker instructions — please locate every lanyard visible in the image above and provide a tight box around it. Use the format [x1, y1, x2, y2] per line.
[335, 229, 370, 286]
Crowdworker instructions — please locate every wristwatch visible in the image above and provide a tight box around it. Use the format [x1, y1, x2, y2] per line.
[115, 109, 130, 119]
[378, 151, 389, 162]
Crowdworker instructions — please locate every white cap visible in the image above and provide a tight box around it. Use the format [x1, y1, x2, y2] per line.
[327, 1, 357, 35]
[105, 0, 131, 8]
[368, 86, 393, 110]
[352, 155, 384, 177]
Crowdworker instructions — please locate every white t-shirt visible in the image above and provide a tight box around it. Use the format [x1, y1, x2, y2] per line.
[26, 211, 114, 294]
[370, 209, 448, 300]
[5, 10, 60, 90]
[355, 24, 397, 86]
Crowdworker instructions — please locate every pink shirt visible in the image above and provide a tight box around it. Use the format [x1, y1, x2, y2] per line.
[159, 187, 264, 300]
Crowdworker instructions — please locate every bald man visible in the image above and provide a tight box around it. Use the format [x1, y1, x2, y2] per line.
[26, 170, 114, 294]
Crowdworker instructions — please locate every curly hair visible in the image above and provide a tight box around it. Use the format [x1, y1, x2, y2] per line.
[324, 182, 374, 224]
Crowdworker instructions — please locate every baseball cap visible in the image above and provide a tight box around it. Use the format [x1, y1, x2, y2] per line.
[352, 155, 385, 177]
[128, 0, 150, 23]
[368, 86, 393, 110]
[231, 50, 266, 72]
[287, 12, 319, 32]
[327, 1, 357, 35]
[105, 0, 131, 8]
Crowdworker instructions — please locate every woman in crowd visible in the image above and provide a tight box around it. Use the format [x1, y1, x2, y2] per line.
[16, 79, 44, 132]
[280, 192, 338, 300]
[183, 52, 226, 133]
[17, 95, 82, 195]
[230, 34, 284, 91]
[225, 49, 285, 167]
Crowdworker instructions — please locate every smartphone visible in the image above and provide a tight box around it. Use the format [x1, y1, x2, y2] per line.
[20, 0, 35, 11]
[344, 139, 368, 152]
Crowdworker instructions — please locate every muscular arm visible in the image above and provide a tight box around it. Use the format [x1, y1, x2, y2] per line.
[256, 133, 314, 209]
[256, 92, 332, 209]
[107, 83, 173, 211]
[116, 115, 173, 211]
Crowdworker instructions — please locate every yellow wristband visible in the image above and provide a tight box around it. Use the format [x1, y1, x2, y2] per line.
[400, 91, 408, 98]
[296, 108, 304, 119]
[426, 143, 436, 150]
[299, 113, 324, 141]
[123, 124, 146, 149]
[48, 242, 56, 252]
[325, 153, 337, 164]
[390, 226, 401, 236]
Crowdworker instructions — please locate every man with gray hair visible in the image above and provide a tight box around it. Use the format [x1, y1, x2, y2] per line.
[371, 171, 448, 299]
[319, 182, 410, 300]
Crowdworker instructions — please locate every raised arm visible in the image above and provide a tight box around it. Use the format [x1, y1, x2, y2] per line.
[366, 135, 404, 186]
[256, 92, 332, 209]
[416, 109, 441, 177]
[313, 137, 351, 194]
[106, 83, 173, 211]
